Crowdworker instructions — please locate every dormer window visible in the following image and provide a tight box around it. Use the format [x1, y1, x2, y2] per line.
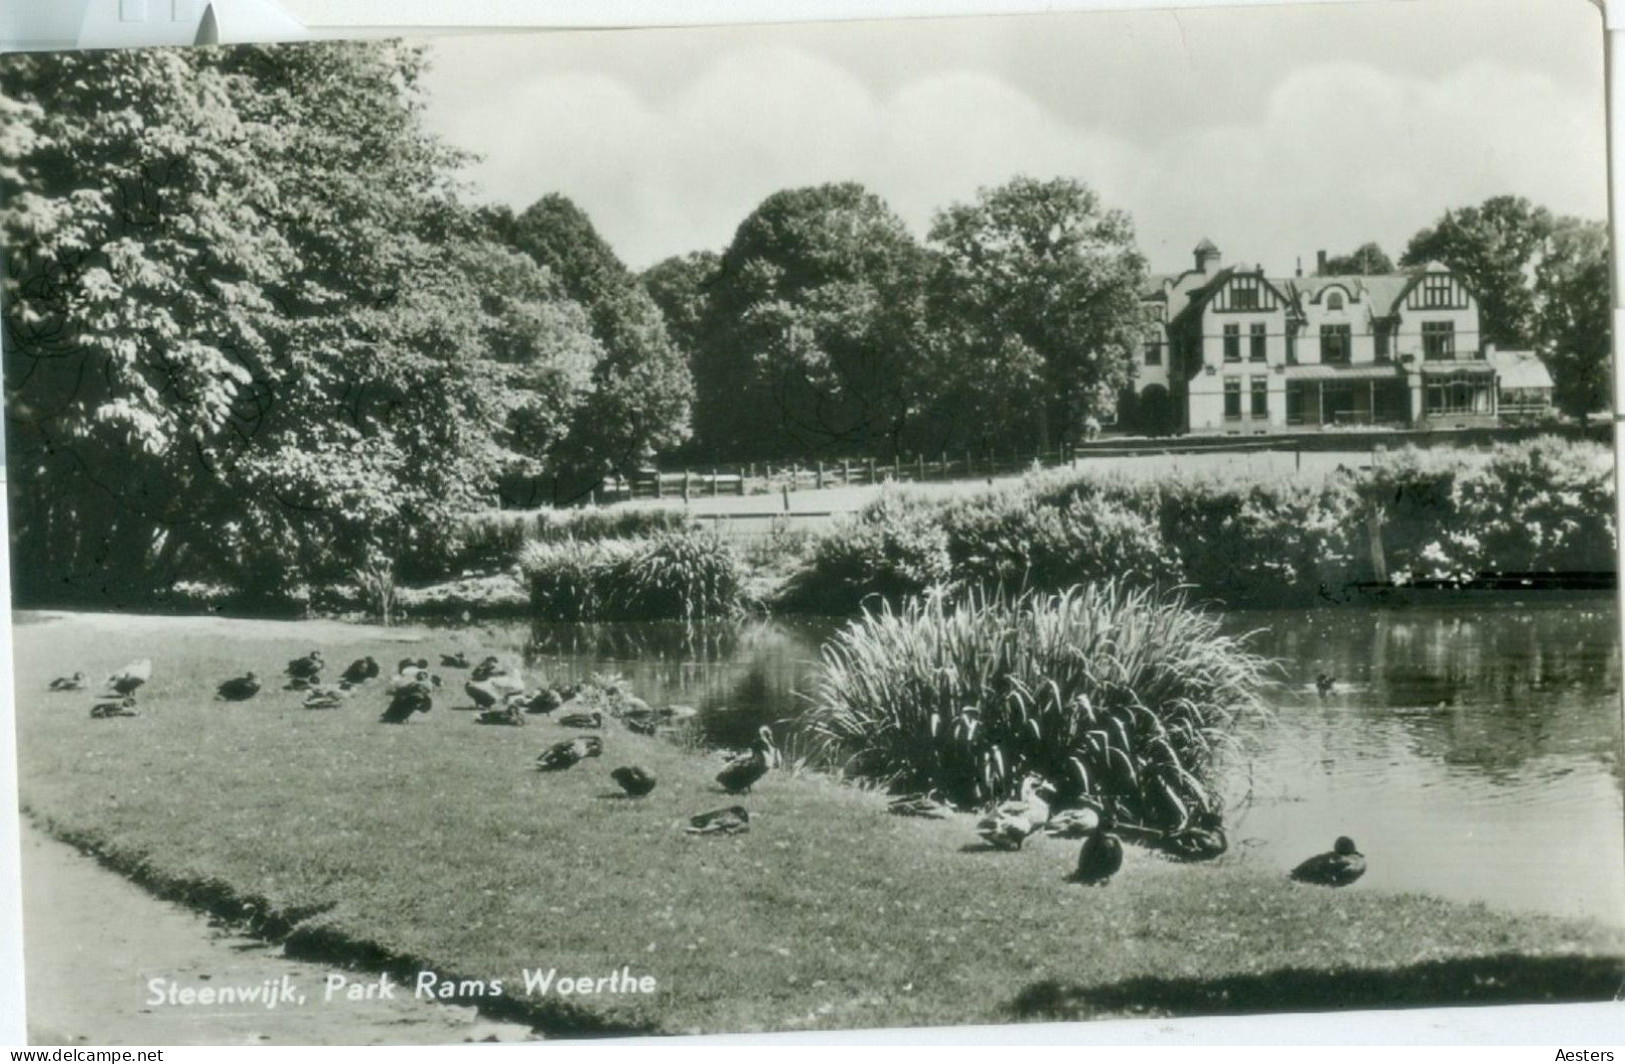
[1423, 274, 1453, 308]
[1326, 291, 1345, 311]
[1230, 275, 1260, 310]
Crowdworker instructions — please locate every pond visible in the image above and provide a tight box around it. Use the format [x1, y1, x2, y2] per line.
[510, 599, 1624, 927]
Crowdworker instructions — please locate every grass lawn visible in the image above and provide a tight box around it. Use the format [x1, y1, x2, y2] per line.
[13, 611, 1624, 1037]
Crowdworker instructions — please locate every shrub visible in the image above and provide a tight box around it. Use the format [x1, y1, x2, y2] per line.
[1437, 437, 1616, 576]
[804, 582, 1270, 825]
[942, 489, 1178, 593]
[519, 530, 742, 621]
[777, 492, 952, 614]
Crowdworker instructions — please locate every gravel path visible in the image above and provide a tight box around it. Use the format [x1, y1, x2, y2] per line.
[19, 820, 538, 1046]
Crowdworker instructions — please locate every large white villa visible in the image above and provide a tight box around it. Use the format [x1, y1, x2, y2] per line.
[1132, 240, 1539, 435]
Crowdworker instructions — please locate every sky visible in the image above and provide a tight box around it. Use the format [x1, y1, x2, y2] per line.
[416, 0, 1607, 276]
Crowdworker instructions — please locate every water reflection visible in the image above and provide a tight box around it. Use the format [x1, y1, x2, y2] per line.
[488, 599, 1623, 925]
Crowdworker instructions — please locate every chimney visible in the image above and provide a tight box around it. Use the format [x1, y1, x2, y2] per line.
[1295, 256, 1303, 278]
[1193, 238, 1220, 274]
[1316, 250, 1327, 275]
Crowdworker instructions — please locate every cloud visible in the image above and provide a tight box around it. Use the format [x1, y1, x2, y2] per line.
[423, 38, 1605, 273]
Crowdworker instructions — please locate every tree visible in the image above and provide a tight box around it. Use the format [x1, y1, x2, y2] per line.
[1534, 218, 1610, 419]
[925, 176, 1146, 451]
[1320, 242, 1394, 275]
[1, 42, 600, 603]
[700, 183, 929, 458]
[1402, 196, 1555, 348]
[487, 196, 693, 485]
[642, 251, 720, 367]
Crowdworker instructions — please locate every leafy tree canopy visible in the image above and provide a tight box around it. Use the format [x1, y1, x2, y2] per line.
[1320, 242, 1394, 275]
[700, 183, 928, 458]
[1401, 196, 1554, 348]
[925, 176, 1146, 451]
[1, 42, 600, 602]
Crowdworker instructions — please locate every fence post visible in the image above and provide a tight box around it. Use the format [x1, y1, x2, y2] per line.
[737, 466, 746, 496]
[682, 470, 691, 504]
[867, 457, 876, 484]
[653, 471, 662, 499]
[893, 454, 902, 481]
[816, 461, 825, 490]
[710, 467, 719, 497]
[782, 484, 790, 513]
[842, 458, 851, 485]
[966, 450, 973, 477]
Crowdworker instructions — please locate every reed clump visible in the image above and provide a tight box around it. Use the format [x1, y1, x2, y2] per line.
[804, 581, 1270, 825]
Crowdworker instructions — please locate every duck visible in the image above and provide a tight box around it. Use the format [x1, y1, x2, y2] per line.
[49, 671, 87, 692]
[519, 688, 563, 716]
[341, 657, 380, 684]
[470, 656, 502, 682]
[485, 667, 525, 698]
[1073, 812, 1124, 885]
[684, 806, 750, 836]
[440, 652, 470, 669]
[215, 672, 261, 701]
[1160, 810, 1228, 861]
[475, 704, 526, 727]
[535, 736, 603, 771]
[716, 726, 777, 795]
[395, 656, 429, 676]
[90, 696, 138, 719]
[976, 775, 1053, 850]
[465, 680, 500, 711]
[286, 651, 323, 681]
[611, 766, 657, 797]
[380, 680, 433, 723]
[106, 659, 152, 696]
[1045, 805, 1102, 840]
[1315, 672, 1337, 697]
[621, 707, 663, 735]
[387, 669, 430, 694]
[887, 793, 951, 819]
[1289, 836, 1366, 886]
[302, 686, 346, 710]
[558, 709, 604, 730]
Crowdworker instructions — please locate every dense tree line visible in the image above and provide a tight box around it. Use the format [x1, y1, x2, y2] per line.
[2, 39, 1608, 607]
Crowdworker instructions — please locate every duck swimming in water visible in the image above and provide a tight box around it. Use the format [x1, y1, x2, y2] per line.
[976, 775, 1053, 850]
[716, 726, 777, 795]
[611, 765, 657, 797]
[1289, 836, 1365, 886]
[341, 657, 380, 684]
[1072, 812, 1124, 885]
[684, 806, 750, 836]
[216, 672, 261, 702]
[49, 672, 87, 692]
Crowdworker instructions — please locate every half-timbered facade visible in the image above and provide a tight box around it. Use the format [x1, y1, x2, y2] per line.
[1133, 240, 1499, 435]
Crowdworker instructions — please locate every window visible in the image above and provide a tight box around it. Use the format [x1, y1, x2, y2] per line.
[1286, 324, 1298, 365]
[1374, 321, 1392, 361]
[1224, 378, 1242, 420]
[1423, 274, 1454, 308]
[1230, 276, 1260, 310]
[1223, 324, 1240, 362]
[1326, 291, 1344, 311]
[1143, 339, 1162, 366]
[1321, 324, 1351, 364]
[1250, 377, 1268, 418]
[1422, 321, 1455, 361]
[1249, 323, 1267, 362]
[1425, 376, 1492, 416]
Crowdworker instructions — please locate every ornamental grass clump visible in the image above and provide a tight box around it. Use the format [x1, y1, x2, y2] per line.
[520, 530, 742, 621]
[805, 581, 1270, 827]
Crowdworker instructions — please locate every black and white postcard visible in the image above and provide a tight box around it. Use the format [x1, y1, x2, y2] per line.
[1, 0, 1619, 1045]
